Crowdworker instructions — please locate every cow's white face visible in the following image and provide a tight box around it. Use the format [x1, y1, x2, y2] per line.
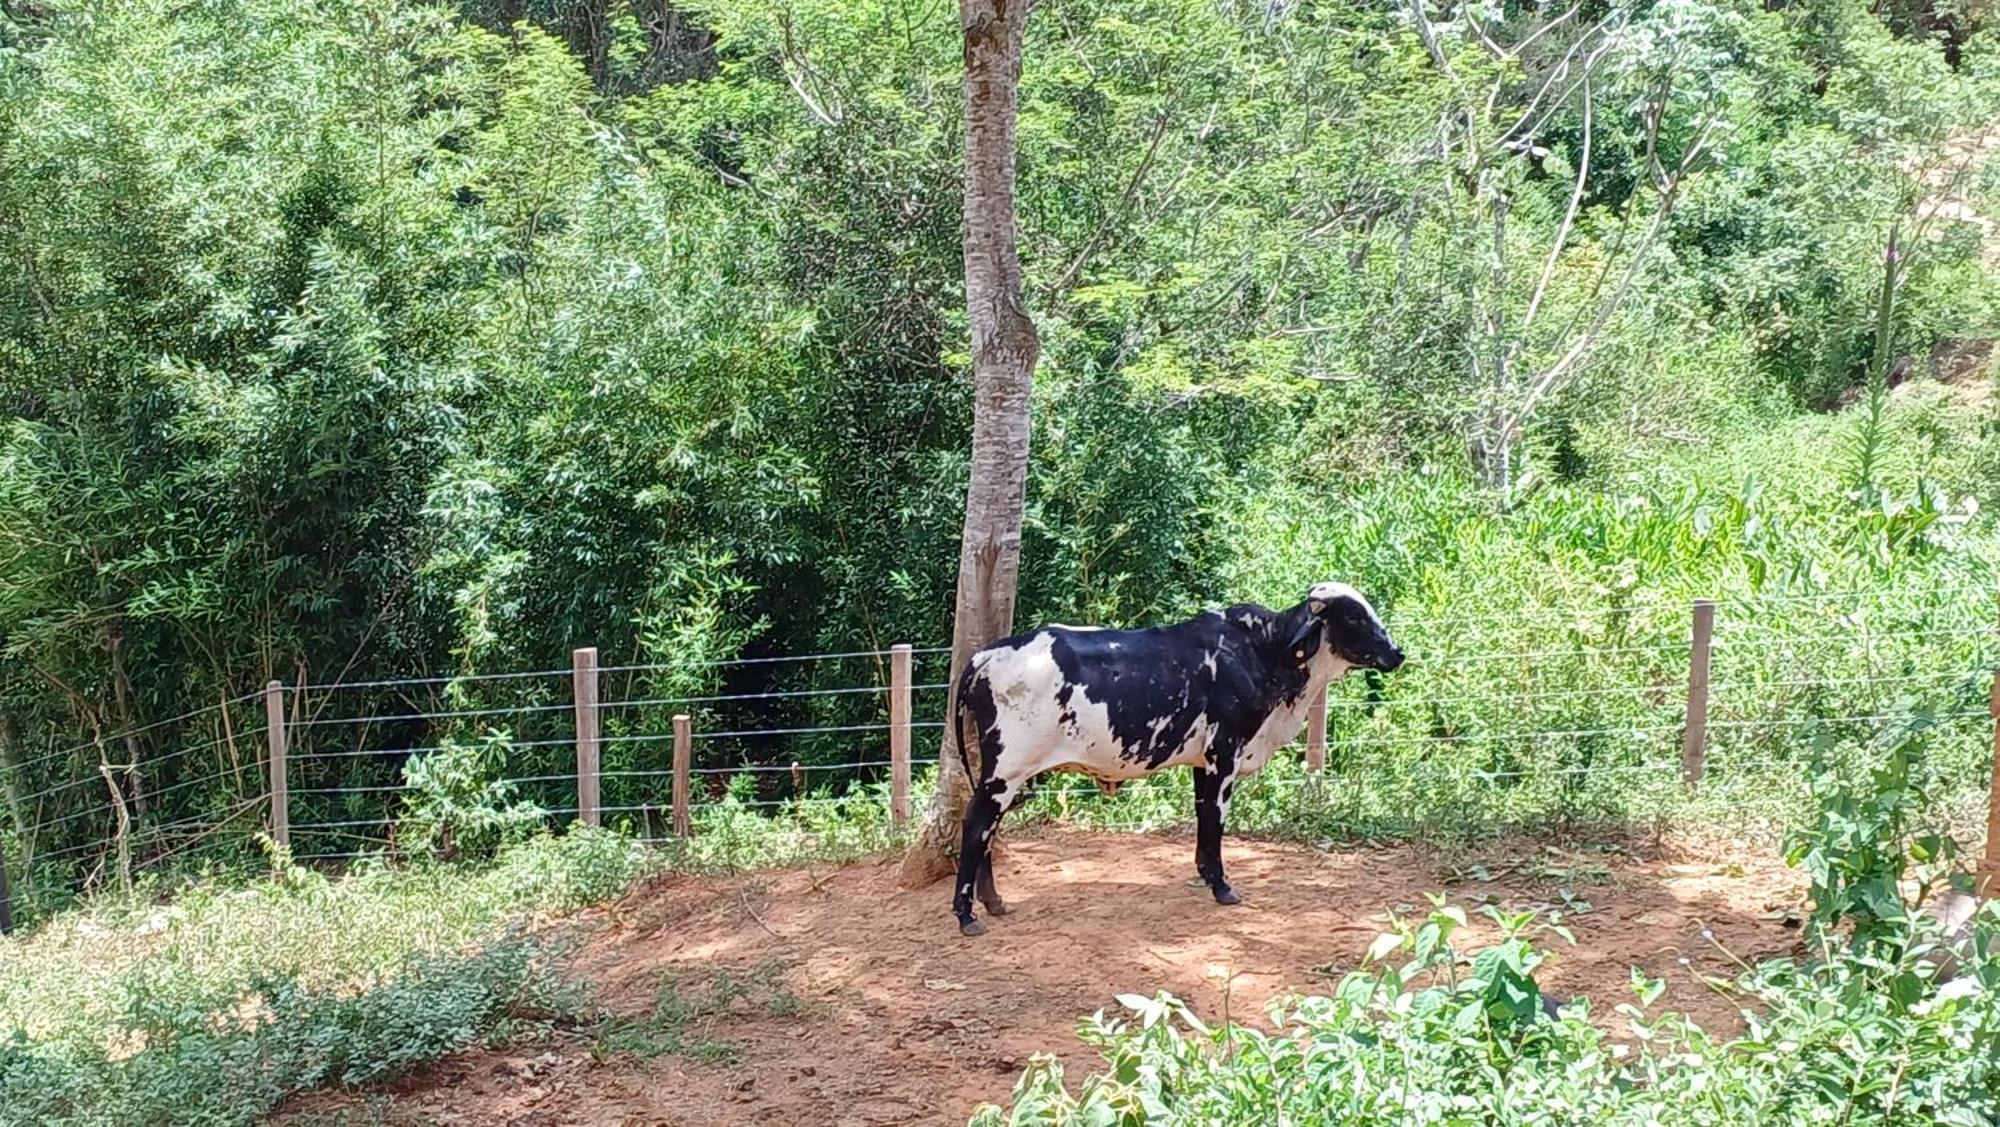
[1305, 581, 1403, 672]
[1306, 581, 1372, 617]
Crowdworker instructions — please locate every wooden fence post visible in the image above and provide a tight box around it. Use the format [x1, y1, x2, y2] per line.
[98, 764, 132, 894]
[264, 679, 289, 850]
[572, 647, 600, 829]
[1983, 670, 2000, 897]
[1681, 599, 1715, 787]
[890, 644, 912, 826]
[672, 714, 692, 838]
[0, 841, 12, 936]
[1305, 689, 1327, 775]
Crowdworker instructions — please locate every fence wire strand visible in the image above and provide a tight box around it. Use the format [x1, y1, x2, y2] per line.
[300, 667, 574, 693]
[6, 690, 263, 777]
[11, 598, 1997, 883]
[600, 647, 949, 675]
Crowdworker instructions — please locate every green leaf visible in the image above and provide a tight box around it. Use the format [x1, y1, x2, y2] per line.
[1366, 932, 1405, 965]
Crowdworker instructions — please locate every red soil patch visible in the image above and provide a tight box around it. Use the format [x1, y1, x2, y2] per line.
[274, 828, 1808, 1127]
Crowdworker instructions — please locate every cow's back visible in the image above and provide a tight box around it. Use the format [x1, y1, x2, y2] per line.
[967, 611, 1273, 783]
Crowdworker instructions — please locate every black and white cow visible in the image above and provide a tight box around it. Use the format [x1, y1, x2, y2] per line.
[949, 581, 1404, 936]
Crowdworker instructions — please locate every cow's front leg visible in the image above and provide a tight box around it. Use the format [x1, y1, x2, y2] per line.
[1192, 764, 1240, 905]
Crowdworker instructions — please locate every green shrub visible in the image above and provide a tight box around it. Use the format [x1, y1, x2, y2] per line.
[489, 824, 661, 911]
[0, 828, 656, 1127]
[973, 900, 2000, 1125]
[977, 698, 2000, 1125]
[1785, 708, 1967, 953]
[396, 732, 548, 862]
[0, 934, 568, 1127]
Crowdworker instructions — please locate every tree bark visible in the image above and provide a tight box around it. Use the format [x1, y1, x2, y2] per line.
[899, 0, 1039, 888]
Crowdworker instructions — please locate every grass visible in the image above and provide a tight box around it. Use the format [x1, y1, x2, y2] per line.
[588, 957, 803, 1067]
[0, 828, 661, 1127]
[0, 815, 856, 1126]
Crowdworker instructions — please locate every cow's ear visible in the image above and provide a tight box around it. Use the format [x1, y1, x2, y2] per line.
[1286, 615, 1323, 663]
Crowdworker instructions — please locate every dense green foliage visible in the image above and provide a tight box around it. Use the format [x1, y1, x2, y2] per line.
[2, 0, 1999, 905]
[4, 3, 2000, 1121]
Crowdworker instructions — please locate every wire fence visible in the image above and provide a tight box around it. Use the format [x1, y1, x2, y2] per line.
[3, 587, 1997, 914]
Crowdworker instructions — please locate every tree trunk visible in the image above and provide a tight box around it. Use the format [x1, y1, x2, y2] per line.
[898, 0, 1039, 888]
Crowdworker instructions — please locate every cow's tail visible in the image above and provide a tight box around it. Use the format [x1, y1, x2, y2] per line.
[952, 653, 982, 789]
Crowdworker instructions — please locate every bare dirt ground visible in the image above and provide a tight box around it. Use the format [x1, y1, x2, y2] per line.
[275, 828, 1809, 1127]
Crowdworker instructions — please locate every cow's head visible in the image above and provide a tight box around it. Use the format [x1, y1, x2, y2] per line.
[1287, 581, 1404, 672]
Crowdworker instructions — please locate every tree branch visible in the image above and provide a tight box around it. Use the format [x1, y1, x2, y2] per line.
[1498, 25, 1617, 154]
[1405, 0, 1459, 86]
[1506, 3, 1584, 60]
[1521, 73, 1591, 334]
[778, 10, 842, 127]
[1044, 112, 1173, 304]
[1508, 195, 1673, 435]
[1505, 95, 1720, 437]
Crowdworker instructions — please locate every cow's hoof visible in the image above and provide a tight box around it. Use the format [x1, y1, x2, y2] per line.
[982, 899, 1012, 917]
[959, 918, 987, 937]
[1212, 886, 1242, 906]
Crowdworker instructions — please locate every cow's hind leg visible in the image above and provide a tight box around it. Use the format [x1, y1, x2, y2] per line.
[953, 786, 999, 936]
[1193, 764, 1240, 906]
[954, 778, 1018, 935]
[976, 841, 1010, 916]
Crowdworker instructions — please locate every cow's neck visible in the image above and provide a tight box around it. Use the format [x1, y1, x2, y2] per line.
[1274, 600, 1353, 699]
[1302, 646, 1353, 698]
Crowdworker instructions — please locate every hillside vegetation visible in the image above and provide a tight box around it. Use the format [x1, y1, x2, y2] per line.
[4, 1, 2000, 1122]
[5, 0, 2000, 893]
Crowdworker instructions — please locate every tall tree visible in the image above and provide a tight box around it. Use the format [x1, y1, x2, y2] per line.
[899, 0, 1040, 887]
[1400, 0, 1725, 496]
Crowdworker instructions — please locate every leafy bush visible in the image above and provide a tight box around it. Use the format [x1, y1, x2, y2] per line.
[0, 933, 566, 1127]
[977, 700, 2000, 1126]
[973, 901, 2000, 1125]
[490, 824, 661, 911]
[648, 771, 904, 871]
[1786, 708, 1967, 951]
[396, 732, 547, 861]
